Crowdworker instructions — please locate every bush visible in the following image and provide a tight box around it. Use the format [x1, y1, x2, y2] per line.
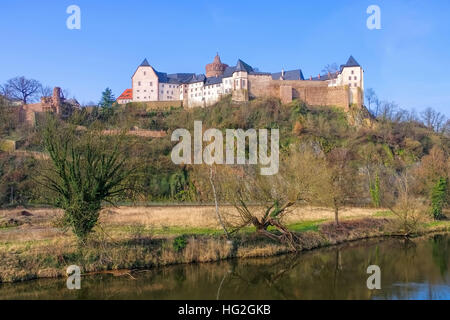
[173, 236, 187, 252]
[41, 119, 136, 242]
[431, 177, 448, 220]
[370, 173, 381, 207]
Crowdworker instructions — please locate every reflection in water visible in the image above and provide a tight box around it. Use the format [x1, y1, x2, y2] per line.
[0, 234, 449, 300]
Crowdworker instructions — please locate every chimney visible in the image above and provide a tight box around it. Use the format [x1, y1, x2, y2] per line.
[318, 74, 321, 80]
[310, 76, 312, 80]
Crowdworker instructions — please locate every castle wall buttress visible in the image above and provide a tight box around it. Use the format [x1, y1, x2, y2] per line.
[248, 76, 351, 110]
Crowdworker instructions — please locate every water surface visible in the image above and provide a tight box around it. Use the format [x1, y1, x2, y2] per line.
[0, 234, 448, 300]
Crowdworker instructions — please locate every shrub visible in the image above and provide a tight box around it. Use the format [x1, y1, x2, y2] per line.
[40, 119, 136, 242]
[370, 173, 381, 207]
[173, 236, 187, 252]
[431, 177, 448, 220]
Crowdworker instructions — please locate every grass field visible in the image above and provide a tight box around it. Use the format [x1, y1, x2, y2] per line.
[0, 205, 448, 283]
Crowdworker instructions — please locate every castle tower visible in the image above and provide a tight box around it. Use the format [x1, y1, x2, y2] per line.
[205, 53, 228, 78]
[52, 87, 62, 114]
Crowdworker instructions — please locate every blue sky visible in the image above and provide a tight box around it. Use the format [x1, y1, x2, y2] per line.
[1, 0, 449, 115]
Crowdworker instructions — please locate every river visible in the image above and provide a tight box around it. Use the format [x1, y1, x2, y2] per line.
[0, 234, 448, 300]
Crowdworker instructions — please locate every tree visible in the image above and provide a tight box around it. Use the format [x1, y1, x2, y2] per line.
[2, 76, 42, 104]
[39, 85, 53, 98]
[365, 88, 377, 115]
[40, 119, 136, 242]
[377, 101, 399, 122]
[382, 173, 429, 235]
[431, 177, 447, 220]
[322, 63, 338, 75]
[369, 172, 381, 208]
[210, 146, 330, 247]
[99, 87, 116, 109]
[318, 148, 360, 226]
[443, 120, 450, 137]
[421, 107, 446, 132]
[415, 146, 448, 195]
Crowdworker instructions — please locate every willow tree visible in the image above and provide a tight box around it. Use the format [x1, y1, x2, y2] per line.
[40, 119, 136, 242]
[213, 146, 329, 247]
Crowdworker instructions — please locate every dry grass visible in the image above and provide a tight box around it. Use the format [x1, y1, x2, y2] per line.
[0, 205, 381, 242]
[1, 205, 448, 283]
[101, 205, 380, 228]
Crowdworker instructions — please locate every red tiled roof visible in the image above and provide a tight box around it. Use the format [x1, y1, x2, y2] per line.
[117, 89, 132, 100]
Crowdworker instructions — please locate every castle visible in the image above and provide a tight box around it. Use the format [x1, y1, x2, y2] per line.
[117, 54, 364, 110]
[20, 87, 80, 124]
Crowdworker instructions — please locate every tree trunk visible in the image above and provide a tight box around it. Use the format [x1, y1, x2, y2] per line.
[209, 167, 230, 239]
[334, 207, 339, 226]
[10, 186, 14, 205]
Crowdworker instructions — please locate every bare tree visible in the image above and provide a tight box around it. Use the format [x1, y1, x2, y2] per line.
[322, 63, 339, 83]
[209, 166, 230, 239]
[62, 88, 71, 99]
[365, 88, 377, 115]
[2, 76, 42, 104]
[377, 101, 399, 122]
[381, 172, 428, 235]
[216, 165, 298, 247]
[444, 119, 450, 137]
[39, 85, 53, 98]
[420, 107, 446, 132]
[322, 63, 339, 75]
[317, 148, 360, 226]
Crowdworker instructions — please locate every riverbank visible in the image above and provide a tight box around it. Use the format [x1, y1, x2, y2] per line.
[0, 206, 449, 283]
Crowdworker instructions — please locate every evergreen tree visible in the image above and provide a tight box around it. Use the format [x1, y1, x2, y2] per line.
[431, 177, 448, 220]
[370, 173, 381, 208]
[99, 87, 115, 109]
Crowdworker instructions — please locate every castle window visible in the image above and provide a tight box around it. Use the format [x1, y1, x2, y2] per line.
[150, 82, 153, 86]
[349, 77, 351, 80]
[138, 81, 141, 86]
[351, 70, 354, 75]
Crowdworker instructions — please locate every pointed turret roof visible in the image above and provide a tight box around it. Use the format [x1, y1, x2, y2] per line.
[140, 58, 151, 67]
[235, 59, 254, 73]
[213, 53, 222, 64]
[343, 56, 360, 68]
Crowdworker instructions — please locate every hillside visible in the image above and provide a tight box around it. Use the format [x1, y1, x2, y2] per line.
[0, 96, 449, 208]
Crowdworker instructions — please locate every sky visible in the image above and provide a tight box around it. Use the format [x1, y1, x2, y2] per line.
[0, 0, 449, 115]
